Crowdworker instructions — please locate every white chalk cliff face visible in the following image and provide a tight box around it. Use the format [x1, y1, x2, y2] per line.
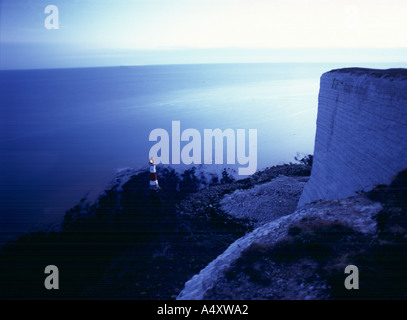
[299, 68, 407, 207]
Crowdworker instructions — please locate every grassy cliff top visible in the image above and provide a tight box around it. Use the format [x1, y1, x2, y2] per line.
[327, 67, 407, 79]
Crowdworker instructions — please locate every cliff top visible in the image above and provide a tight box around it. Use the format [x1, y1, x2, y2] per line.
[327, 67, 407, 80]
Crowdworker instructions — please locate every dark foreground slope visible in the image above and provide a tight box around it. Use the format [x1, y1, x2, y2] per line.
[0, 164, 309, 299]
[2, 162, 406, 300]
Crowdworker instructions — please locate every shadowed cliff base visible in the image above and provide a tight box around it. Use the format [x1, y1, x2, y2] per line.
[0, 163, 310, 299]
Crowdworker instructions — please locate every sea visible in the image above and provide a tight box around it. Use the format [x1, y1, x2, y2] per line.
[1, 62, 405, 243]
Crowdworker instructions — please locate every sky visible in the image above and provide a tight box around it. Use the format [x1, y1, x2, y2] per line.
[1, 0, 407, 69]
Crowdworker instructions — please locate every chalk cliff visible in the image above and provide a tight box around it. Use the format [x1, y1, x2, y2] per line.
[299, 68, 407, 207]
[177, 67, 407, 300]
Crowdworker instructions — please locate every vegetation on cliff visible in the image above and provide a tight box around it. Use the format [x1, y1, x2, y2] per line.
[0, 162, 310, 299]
[1, 159, 405, 300]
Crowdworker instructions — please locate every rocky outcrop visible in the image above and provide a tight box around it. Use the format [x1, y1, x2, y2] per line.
[299, 68, 407, 207]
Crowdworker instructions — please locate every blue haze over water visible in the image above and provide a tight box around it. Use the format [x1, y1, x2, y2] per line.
[1, 62, 405, 243]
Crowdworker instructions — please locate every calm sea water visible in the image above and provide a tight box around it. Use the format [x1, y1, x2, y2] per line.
[0, 62, 403, 242]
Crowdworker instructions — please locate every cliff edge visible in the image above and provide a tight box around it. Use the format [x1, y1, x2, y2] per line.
[177, 68, 407, 300]
[299, 68, 407, 207]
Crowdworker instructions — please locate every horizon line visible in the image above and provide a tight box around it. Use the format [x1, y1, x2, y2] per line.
[2, 61, 407, 72]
